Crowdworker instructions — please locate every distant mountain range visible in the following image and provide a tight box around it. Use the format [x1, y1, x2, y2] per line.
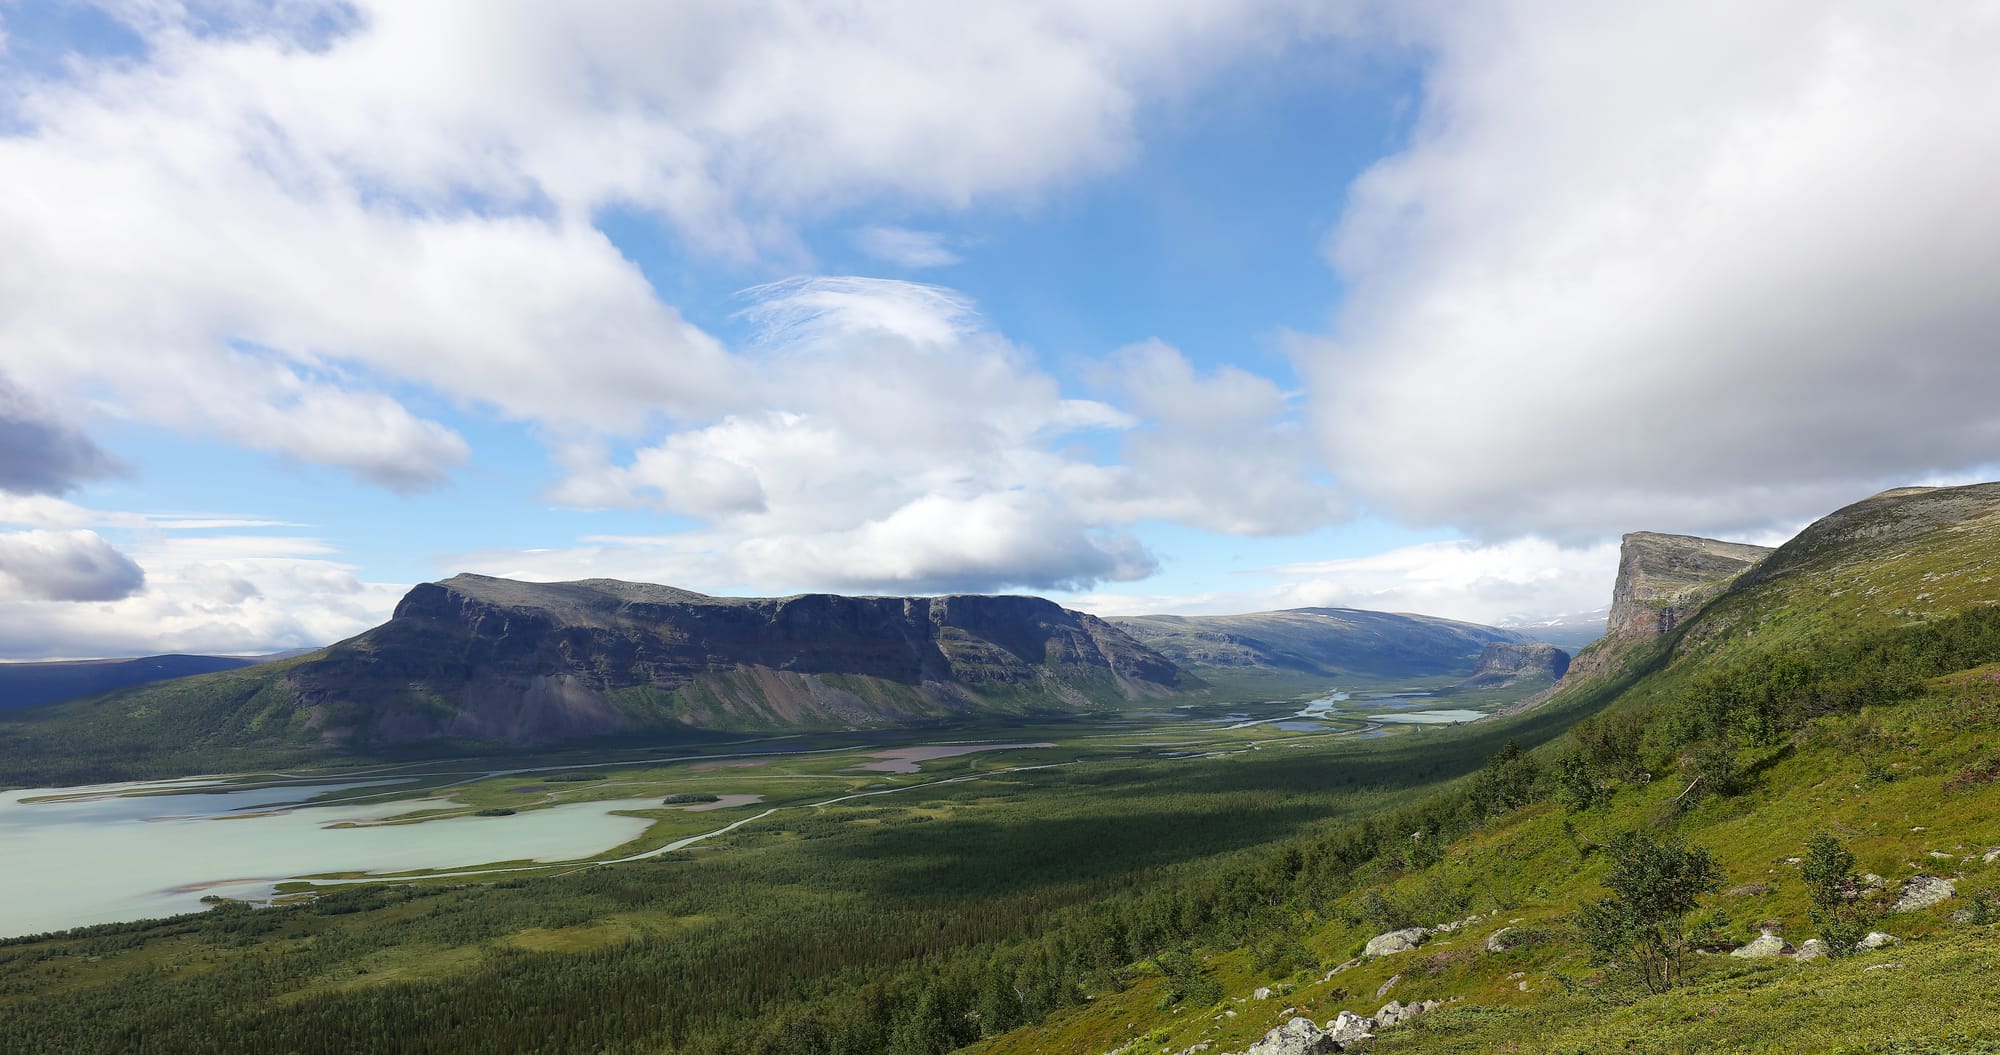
[0, 651, 305, 712]
[1107, 607, 1539, 683]
[0, 574, 1567, 783]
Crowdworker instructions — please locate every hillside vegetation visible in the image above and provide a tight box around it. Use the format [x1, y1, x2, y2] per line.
[975, 482, 2000, 1055]
[4, 484, 1997, 1055]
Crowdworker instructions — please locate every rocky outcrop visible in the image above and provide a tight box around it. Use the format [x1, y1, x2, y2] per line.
[1892, 876, 1955, 912]
[1729, 933, 1790, 958]
[272, 574, 1192, 747]
[1458, 642, 1570, 688]
[1230, 1000, 1448, 1055]
[1605, 532, 1773, 640]
[1243, 1017, 1339, 1055]
[1363, 926, 1430, 957]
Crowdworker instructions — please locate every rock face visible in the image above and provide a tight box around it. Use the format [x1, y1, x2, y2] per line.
[1458, 642, 1571, 688]
[271, 574, 1192, 747]
[1605, 532, 1773, 640]
[1892, 876, 1956, 912]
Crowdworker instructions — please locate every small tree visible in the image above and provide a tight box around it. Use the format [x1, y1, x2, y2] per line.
[1574, 829, 1723, 993]
[1471, 739, 1545, 816]
[1801, 832, 1869, 955]
[1555, 753, 1604, 812]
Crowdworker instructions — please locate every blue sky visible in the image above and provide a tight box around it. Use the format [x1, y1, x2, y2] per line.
[2, 2, 1997, 658]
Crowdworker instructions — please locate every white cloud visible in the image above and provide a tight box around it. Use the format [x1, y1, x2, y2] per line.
[0, 527, 403, 660]
[1059, 340, 1343, 535]
[853, 226, 962, 268]
[540, 277, 1160, 594]
[1301, 1, 2000, 540]
[1070, 536, 1621, 626]
[0, 1, 1324, 491]
[0, 529, 146, 603]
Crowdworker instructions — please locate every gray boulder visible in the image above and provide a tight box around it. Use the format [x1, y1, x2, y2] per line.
[1483, 927, 1515, 952]
[1856, 931, 1901, 950]
[1792, 939, 1828, 962]
[1729, 933, 1790, 958]
[1325, 1011, 1377, 1046]
[1893, 875, 1955, 912]
[1243, 1017, 1336, 1055]
[1363, 927, 1430, 957]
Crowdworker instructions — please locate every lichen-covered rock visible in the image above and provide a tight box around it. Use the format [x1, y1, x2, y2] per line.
[1242, 1017, 1336, 1055]
[1793, 939, 1828, 962]
[1856, 931, 1901, 950]
[1252, 987, 1274, 1000]
[1325, 1011, 1377, 1047]
[1730, 933, 1791, 958]
[1364, 927, 1430, 957]
[1893, 875, 1955, 912]
[1483, 927, 1515, 952]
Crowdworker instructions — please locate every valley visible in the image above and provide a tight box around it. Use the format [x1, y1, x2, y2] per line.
[5, 484, 2000, 1054]
[0, 677, 1528, 939]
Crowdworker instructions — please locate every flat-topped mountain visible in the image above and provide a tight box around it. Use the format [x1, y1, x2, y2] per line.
[1605, 531, 1773, 640]
[281, 574, 1192, 746]
[1109, 607, 1536, 683]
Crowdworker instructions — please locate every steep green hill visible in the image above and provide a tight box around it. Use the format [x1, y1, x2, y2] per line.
[974, 483, 2000, 1055]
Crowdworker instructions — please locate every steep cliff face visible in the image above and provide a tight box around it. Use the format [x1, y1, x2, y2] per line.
[280, 574, 1190, 746]
[1604, 532, 1774, 640]
[1458, 641, 1570, 688]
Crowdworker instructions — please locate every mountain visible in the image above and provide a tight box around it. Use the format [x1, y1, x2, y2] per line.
[1547, 530, 1774, 691]
[1108, 607, 1538, 685]
[1605, 530, 1773, 639]
[0, 652, 306, 712]
[289, 574, 1192, 745]
[1457, 641, 1570, 689]
[0, 575, 1192, 779]
[980, 481, 2000, 1055]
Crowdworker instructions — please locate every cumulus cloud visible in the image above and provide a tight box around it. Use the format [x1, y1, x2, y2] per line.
[0, 1, 1323, 491]
[1060, 340, 1344, 535]
[853, 226, 962, 268]
[0, 527, 402, 660]
[544, 277, 1164, 593]
[1301, 1, 2000, 540]
[1070, 536, 1622, 626]
[0, 529, 146, 602]
[0, 377, 114, 496]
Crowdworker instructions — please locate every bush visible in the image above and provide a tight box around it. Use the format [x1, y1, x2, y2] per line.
[1573, 830, 1723, 993]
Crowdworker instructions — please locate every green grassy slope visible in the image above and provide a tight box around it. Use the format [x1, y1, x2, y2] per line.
[975, 483, 2000, 1055]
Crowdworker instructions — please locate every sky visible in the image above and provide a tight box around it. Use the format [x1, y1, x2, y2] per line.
[2, 1, 1998, 659]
